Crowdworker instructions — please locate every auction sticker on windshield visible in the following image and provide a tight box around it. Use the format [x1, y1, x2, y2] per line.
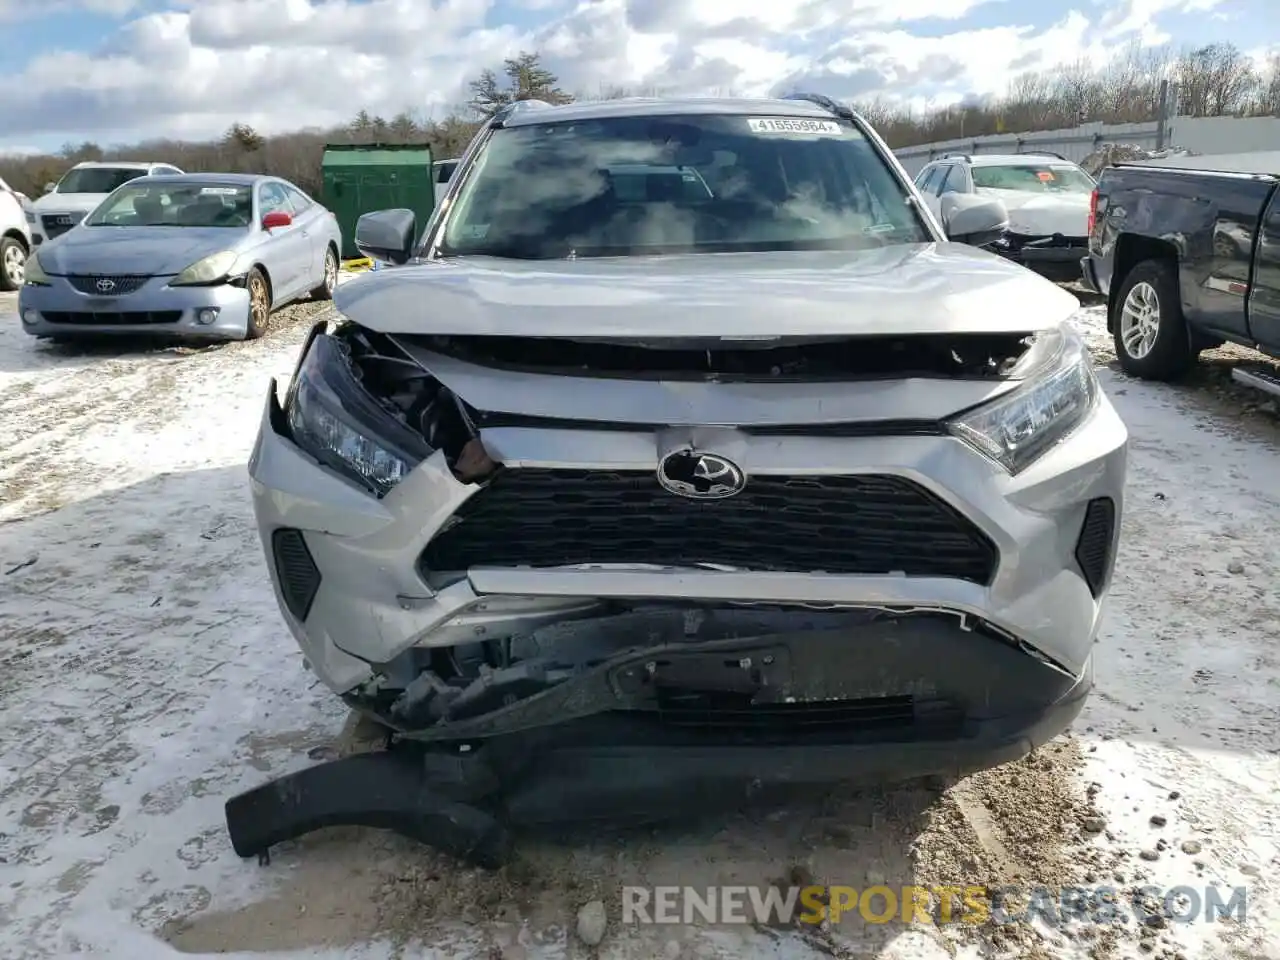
[748, 118, 843, 135]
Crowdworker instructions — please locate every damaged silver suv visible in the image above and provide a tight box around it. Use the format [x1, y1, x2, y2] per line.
[235, 95, 1126, 863]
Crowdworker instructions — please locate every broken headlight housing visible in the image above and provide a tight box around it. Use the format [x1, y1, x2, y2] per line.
[284, 332, 432, 495]
[948, 326, 1099, 475]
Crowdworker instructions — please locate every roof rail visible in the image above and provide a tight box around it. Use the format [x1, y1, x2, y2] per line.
[938, 152, 972, 163]
[782, 92, 857, 122]
[1017, 149, 1069, 160]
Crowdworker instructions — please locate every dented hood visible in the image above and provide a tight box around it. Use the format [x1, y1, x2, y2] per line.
[334, 242, 1080, 339]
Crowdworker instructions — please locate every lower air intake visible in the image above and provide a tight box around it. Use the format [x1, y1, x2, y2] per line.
[1075, 497, 1117, 597]
[271, 528, 322, 621]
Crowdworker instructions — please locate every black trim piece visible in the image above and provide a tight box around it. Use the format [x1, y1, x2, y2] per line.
[1074, 497, 1116, 597]
[271, 528, 322, 621]
[470, 409, 948, 437]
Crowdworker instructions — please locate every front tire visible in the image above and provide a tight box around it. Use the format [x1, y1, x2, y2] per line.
[311, 246, 338, 301]
[245, 267, 271, 340]
[1111, 259, 1194, 380]
[0, 236, 26, 291]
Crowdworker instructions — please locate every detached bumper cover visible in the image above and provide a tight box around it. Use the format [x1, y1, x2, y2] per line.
[225, 627, 1093, 864]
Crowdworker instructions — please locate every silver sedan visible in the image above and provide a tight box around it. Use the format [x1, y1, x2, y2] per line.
[19, 173, 343, 341]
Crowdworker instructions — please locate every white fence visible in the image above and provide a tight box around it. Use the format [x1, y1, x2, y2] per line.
[892, 115, 1280, 176]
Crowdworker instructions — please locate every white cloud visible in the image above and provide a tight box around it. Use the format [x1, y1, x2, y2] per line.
[0, 0, 140, 23]
[0, 0, 1236, 148]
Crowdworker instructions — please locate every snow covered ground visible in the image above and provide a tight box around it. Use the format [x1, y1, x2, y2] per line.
[0, 288, 1277, 960]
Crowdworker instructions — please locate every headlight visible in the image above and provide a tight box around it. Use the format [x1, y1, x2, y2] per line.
[24, 252, 51, 286]
[284, 332, 432, 495]
[948, 327, 1099, 475]
[24, 210, 35, 224]
[170, 250, 238, 286]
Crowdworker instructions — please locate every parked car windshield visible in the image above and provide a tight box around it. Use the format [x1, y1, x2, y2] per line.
[971, 163, 1095, 194]
[439, 114, 930, 259]
[85, 182, 254, 228]
[55, 167, 150, 195]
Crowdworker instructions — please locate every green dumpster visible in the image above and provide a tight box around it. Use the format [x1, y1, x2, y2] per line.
[321, 143, 434, 260]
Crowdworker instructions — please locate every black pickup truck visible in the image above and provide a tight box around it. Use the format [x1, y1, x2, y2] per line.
[1080, 152, 1280, 394]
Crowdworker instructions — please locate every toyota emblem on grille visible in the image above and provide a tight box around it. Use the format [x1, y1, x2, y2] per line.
[95, 278, 116, 293]
[657, 450, 746, 500]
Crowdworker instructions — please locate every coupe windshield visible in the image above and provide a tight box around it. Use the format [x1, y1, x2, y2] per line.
[56, 167, 149, 195]
[86, 183, 253, 228]
[971, 164, 1095, 194]
[440, 114, 929, 259]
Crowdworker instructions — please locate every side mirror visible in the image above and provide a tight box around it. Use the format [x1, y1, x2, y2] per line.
[262, 210, 292, 230]
[44, 182, 56, 194]
[940, 194, 1008, 248]
[356, 208, 416, 265]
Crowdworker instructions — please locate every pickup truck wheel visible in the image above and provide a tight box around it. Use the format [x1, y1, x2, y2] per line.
[1112, 259, 1193, 380]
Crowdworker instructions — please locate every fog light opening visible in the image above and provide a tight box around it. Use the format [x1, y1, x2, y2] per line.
[21, 309, 38, 326]
[196, 307, 220, 325]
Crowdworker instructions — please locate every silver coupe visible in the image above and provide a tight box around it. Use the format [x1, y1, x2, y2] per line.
[19, 173, 342, 341]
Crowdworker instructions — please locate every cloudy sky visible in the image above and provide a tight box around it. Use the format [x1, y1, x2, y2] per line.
[0, 0, 1276, 154]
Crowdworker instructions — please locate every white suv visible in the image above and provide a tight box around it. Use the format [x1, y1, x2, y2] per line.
[912, 153, 1096, 281]
[27, 160, 184, 246]
[0, 176, 31, 291]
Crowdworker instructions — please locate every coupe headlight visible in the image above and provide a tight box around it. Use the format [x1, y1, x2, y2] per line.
[284, 332, 431, 495]
[24, 252, 51, 286]
[170, 250, 239, 286]
[948, 327, 1099, 475]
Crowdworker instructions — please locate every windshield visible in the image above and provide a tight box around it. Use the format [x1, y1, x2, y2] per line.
[56, 167, 150, 195]
[439, 114, 930, 259]
[971, 163, 1095, 194]
[85, 182, 253, 228]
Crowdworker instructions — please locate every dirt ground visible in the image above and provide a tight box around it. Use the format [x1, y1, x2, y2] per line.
[0, 285, 1277, 960]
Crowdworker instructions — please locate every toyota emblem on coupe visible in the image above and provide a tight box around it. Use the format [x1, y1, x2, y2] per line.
[657, 450, 746, 500]
[95, 278, 116, 293]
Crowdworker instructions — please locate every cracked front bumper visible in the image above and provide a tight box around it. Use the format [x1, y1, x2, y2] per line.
[248, 369, 1128, 698]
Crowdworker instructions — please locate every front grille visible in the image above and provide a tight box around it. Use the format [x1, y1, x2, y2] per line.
[42, 311, 181, 326]
[41, 214, 80, 239]
[649, 691, 963, 742]
[271, 528, 321, 621]
[422, 469, 998, 583]
[66, 274, 149, 296]
[1075, 497, 1116, 597]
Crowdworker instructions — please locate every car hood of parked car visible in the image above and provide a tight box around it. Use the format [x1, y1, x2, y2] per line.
[973, 187, 1091, 237]
[335, 241, 1081, 339]
[36, 226, 246, 276]
[30, 192, 113, 217]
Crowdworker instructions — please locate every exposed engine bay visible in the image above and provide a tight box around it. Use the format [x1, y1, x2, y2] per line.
[327, 319, 1038, 484]
[383, 329, 1034, 381]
